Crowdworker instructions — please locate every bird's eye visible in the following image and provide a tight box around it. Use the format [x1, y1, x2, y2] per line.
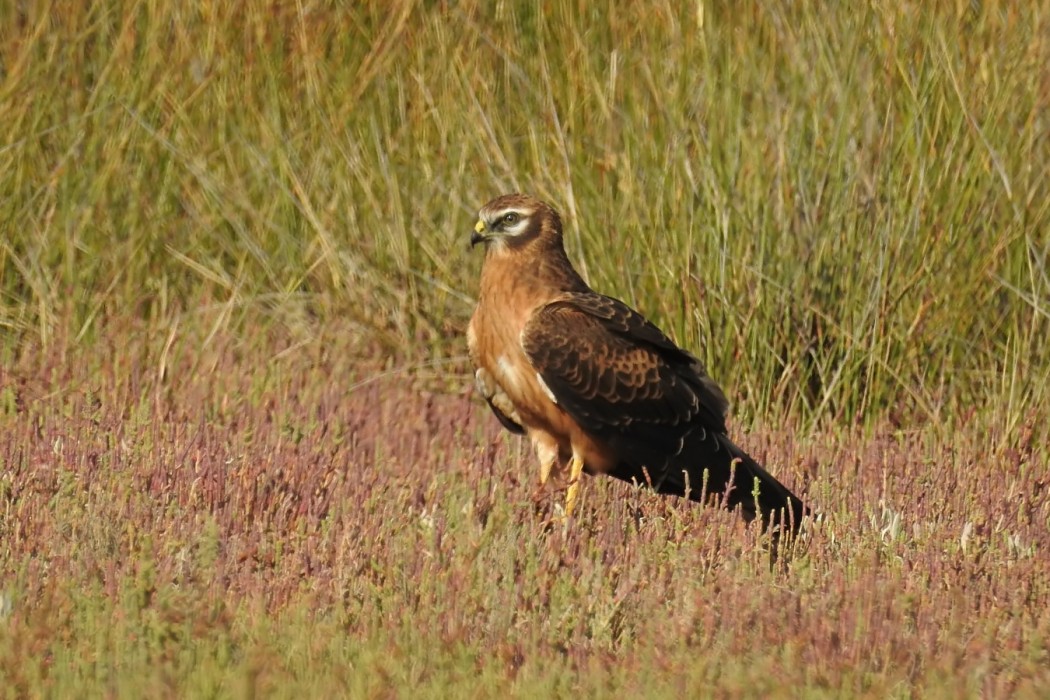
[503, 212, 520, 225]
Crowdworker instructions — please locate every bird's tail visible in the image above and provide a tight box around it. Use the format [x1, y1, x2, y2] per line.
[609, 432, 808, 537]
[716, 436, 808, 537]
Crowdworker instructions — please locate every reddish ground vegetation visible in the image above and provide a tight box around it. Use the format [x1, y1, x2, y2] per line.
[1, 326, 1048, 694]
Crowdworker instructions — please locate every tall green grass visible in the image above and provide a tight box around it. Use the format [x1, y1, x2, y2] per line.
[3, 4, 1050, 694]
[2, 1, 1048, 431]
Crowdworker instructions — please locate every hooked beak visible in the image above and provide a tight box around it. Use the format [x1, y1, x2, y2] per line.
[470, 219, 488, 247]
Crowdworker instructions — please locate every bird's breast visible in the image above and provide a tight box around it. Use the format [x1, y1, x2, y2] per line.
[469, 299, 554, 427]
[469, 299, 619, 476]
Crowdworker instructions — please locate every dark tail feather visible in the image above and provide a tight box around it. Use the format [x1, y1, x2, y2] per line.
[718, 437, 808, 537]
[607, 433, 808, 537]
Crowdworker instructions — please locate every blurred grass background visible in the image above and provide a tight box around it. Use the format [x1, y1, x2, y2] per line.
[3, 2, 1050, 695]
[3, 0, 1048, 431]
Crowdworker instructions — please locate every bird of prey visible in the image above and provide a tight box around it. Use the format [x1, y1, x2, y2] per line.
[467, 193, 807, 536]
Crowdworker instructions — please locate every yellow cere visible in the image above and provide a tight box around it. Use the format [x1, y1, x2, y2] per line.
[474, 220, 486, 233]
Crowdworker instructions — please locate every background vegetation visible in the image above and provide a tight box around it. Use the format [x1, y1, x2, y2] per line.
[1, 1, 1048, 695]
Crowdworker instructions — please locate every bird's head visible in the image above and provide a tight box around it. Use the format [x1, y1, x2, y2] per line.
[470, 193, 562, 253]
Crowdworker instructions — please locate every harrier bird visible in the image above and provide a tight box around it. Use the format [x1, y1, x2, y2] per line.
[467, 193, 807, 535]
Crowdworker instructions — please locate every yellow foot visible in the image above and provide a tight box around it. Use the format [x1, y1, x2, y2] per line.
[563, 454, 585, 518]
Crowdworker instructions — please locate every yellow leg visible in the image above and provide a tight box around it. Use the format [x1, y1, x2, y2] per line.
[540, 455, 554, 485]
[564, 454, 585, 517]
[541, 449, 558, 486]
[534, 438, 558, 485]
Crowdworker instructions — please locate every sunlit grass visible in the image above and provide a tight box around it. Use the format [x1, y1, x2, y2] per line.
[2, 1, 1049, 695]
[3, 2, 1048, 428]
[1, 326, 1048, 696]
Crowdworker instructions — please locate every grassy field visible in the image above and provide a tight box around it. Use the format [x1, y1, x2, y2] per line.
[2, 1, 1049, 696]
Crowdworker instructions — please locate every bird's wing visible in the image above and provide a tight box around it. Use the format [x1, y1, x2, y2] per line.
[521, 292, 806, 530]
[520, 292, 729, 449]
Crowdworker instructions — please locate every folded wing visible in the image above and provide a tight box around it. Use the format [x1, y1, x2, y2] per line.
[521, 292, 806, 532]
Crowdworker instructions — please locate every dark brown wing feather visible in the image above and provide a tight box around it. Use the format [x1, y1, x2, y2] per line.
[522, 292, 807, 533]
